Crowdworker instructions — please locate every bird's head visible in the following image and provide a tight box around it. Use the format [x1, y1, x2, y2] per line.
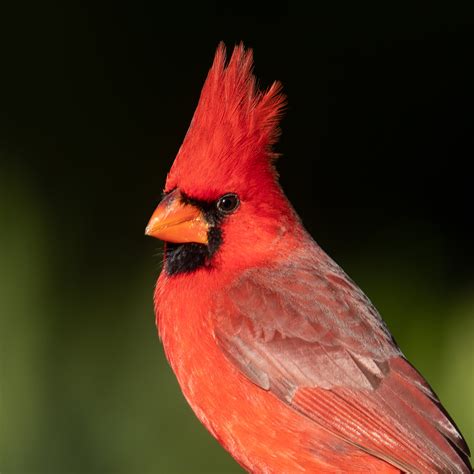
[146, 43, 299, 276]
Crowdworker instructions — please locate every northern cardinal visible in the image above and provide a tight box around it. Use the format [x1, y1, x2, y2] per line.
[146, 43, 471, 473]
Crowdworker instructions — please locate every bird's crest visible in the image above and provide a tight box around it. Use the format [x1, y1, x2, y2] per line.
[165, 43, 286, 200]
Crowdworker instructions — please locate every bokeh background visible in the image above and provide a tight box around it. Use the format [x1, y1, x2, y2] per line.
[1, 2, 473, 473]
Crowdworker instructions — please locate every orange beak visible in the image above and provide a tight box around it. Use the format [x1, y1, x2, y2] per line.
[145, 189, 209, 244]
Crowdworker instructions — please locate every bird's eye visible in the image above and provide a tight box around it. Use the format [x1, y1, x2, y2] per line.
[216, 193, 240, 214]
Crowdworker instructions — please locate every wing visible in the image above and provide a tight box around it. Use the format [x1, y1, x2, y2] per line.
[213, 247, 471, 473]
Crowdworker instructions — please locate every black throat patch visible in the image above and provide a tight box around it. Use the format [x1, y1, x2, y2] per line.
[164, 226, 222, 276]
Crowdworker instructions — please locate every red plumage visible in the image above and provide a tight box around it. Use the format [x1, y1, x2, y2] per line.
[165, 42, 285, 202]
[148, 44, 471, 473]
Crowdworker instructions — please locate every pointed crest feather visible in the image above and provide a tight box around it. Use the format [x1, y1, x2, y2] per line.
[165, 42, 286, 200]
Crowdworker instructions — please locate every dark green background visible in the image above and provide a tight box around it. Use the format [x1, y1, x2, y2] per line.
[1, 3, 473, 473]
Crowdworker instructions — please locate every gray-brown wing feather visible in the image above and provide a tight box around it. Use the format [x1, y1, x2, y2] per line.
[213, 247, 471, 473]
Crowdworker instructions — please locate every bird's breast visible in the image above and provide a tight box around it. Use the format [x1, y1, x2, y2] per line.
[154, 272, 399, 473]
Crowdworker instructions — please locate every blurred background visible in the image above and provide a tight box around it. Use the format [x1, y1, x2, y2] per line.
[1, 2, 473, 473]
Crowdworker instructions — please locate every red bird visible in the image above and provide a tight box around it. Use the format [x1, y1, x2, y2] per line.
[146, 44, 471, 473]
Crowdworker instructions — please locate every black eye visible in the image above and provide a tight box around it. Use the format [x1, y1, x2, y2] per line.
[216, 193, 240, 214]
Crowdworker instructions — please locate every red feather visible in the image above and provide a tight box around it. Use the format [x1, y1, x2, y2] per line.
[152, 43, 472, 473]
[165, 43, 286, 202]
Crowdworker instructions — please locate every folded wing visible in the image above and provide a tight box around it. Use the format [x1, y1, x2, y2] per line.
[213, 248, 471, 473]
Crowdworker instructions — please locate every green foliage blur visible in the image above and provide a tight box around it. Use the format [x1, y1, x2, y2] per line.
[1, 3, 473, 473]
